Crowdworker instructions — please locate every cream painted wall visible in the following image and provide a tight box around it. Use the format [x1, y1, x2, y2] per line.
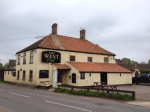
[15, 48, 115, 86]
[16, 50, 37, 85]
[36, 49, 115, 64]
[15, 48, 133, 87]
[78, 73, 100, 86]
[4, 71, 16, 82]
[107, 73, 132, 85]
[61, 63, 80, 86]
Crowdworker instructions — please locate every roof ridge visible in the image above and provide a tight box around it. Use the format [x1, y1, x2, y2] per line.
[51, 35, 65, 50]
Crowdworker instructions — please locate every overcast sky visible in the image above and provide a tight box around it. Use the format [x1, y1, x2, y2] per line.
[0, 0, 150, 64]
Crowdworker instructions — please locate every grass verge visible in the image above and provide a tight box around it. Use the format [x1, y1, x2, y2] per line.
[54, 88, 133, 101]
[0, 80, 5, 83]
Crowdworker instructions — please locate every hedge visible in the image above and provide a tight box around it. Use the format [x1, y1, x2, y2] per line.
[140, 69, 150, 74]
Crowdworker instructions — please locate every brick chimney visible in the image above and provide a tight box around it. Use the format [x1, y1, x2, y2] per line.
[52, 23, 57, 35]
[80, 29, 86, 40]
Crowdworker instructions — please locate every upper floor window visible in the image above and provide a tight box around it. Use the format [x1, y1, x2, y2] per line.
[104, 57, 109, 63]
[70, 55, 75, 61]
[88, 57, 92, 62]
[30, 51, 34, 64]
[18, 55, 20, 65]
[23, 53, 26, 64]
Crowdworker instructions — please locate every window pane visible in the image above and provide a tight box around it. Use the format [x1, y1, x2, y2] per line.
[23, 54, 26, 64]
[30, 51, 34, 63]
[18, 55, 20, 65]
[88, 57, 92, 62]
[80, 73, 85, 79]
[29, 70, 33, 81]
[39, 70, 49, 78]
[70, 56, 75, 61]
[104, 57, 109, 63]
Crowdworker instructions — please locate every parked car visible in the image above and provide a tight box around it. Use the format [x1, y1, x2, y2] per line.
[37, 81, 51, 89]
[132, 74, 150, 85]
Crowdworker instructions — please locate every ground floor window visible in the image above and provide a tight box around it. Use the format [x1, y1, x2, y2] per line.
[29, 70, 33, 81]
[22, 70, 26, 80]
[17, 71, 20, 80]
[80, 72, 85, 79]
[39, 70, 49, 78]
[12, 71, 16, 77]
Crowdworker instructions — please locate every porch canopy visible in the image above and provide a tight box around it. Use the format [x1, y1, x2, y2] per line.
[54, 64, 71, 71]
[68, 62, 131, 73]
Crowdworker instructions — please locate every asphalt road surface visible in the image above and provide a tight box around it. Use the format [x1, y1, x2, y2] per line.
[0, 83, 149, 112]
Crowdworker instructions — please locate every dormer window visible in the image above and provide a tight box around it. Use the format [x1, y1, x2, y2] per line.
[88, 57, 92, 62]
[70, 55, 75, 61]
[104, 57, 109, 63]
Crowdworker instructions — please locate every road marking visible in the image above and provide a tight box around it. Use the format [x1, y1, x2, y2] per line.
[9, 92, 31, 98]
[45, 100, 93, 112]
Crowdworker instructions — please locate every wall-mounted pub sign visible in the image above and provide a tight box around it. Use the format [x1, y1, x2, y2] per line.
[42, 51, 61, 63]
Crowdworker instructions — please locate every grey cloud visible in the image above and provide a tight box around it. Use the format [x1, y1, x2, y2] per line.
[0, 0, 150, 63]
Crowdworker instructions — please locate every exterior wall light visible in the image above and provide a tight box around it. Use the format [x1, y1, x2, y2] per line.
[89, 73, 91, 77]
[69, 76, 71, 79]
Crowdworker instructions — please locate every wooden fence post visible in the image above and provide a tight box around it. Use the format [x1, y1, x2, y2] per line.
[132, 92, 135, 100]
[71, 87, 73, 91]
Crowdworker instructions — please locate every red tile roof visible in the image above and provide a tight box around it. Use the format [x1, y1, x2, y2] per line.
[17, 34, 115, 56]
[54, 64, 70, 70]
[68, 62, 131, 73]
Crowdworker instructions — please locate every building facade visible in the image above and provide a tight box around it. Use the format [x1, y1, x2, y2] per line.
[4, 23, 132, 87]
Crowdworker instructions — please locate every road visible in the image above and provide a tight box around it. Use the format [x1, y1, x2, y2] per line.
[0, 83, 149, 112]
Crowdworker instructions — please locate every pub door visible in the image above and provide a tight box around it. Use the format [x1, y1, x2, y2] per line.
[72, 73, 76, 83]
[58, 71, 63, 83]
[101, 72, 107, 85]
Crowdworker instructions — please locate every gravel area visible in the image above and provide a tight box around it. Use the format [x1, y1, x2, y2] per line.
[118, 84, 150, 101]
[0, 107, 9, 112]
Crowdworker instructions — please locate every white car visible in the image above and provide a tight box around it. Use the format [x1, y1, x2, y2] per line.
[38, 81, 51, 89]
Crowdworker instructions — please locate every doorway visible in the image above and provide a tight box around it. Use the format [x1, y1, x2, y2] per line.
[101, 72, 107, 85]
[57, 71, 63, 83]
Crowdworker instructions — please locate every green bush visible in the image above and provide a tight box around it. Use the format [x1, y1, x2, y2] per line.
[54, 88, 133, 101]
[140, 69, 150, 74]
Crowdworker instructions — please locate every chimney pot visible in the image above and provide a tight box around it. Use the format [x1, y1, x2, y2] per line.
[52, 23, 57, 35]
[80, 29, 86, 40]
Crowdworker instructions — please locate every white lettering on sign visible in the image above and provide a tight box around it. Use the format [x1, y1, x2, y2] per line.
[44, 52, 60, 62]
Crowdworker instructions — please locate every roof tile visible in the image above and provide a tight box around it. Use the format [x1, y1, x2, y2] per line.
[68, 62, 131, 73]
[17, 34, 115, 55]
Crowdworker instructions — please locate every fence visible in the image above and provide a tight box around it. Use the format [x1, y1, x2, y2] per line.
[58, 84, 135, 100]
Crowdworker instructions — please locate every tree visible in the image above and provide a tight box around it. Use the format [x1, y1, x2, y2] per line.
[3, 63, 9, 70]
[140, 61, 146, 64]
[122, 58, 132, 66]
[148, 59, 150, 64]
[0, 63, 3, 70]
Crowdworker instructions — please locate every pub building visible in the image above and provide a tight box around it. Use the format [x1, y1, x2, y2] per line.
[5, 23, 132, 87]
